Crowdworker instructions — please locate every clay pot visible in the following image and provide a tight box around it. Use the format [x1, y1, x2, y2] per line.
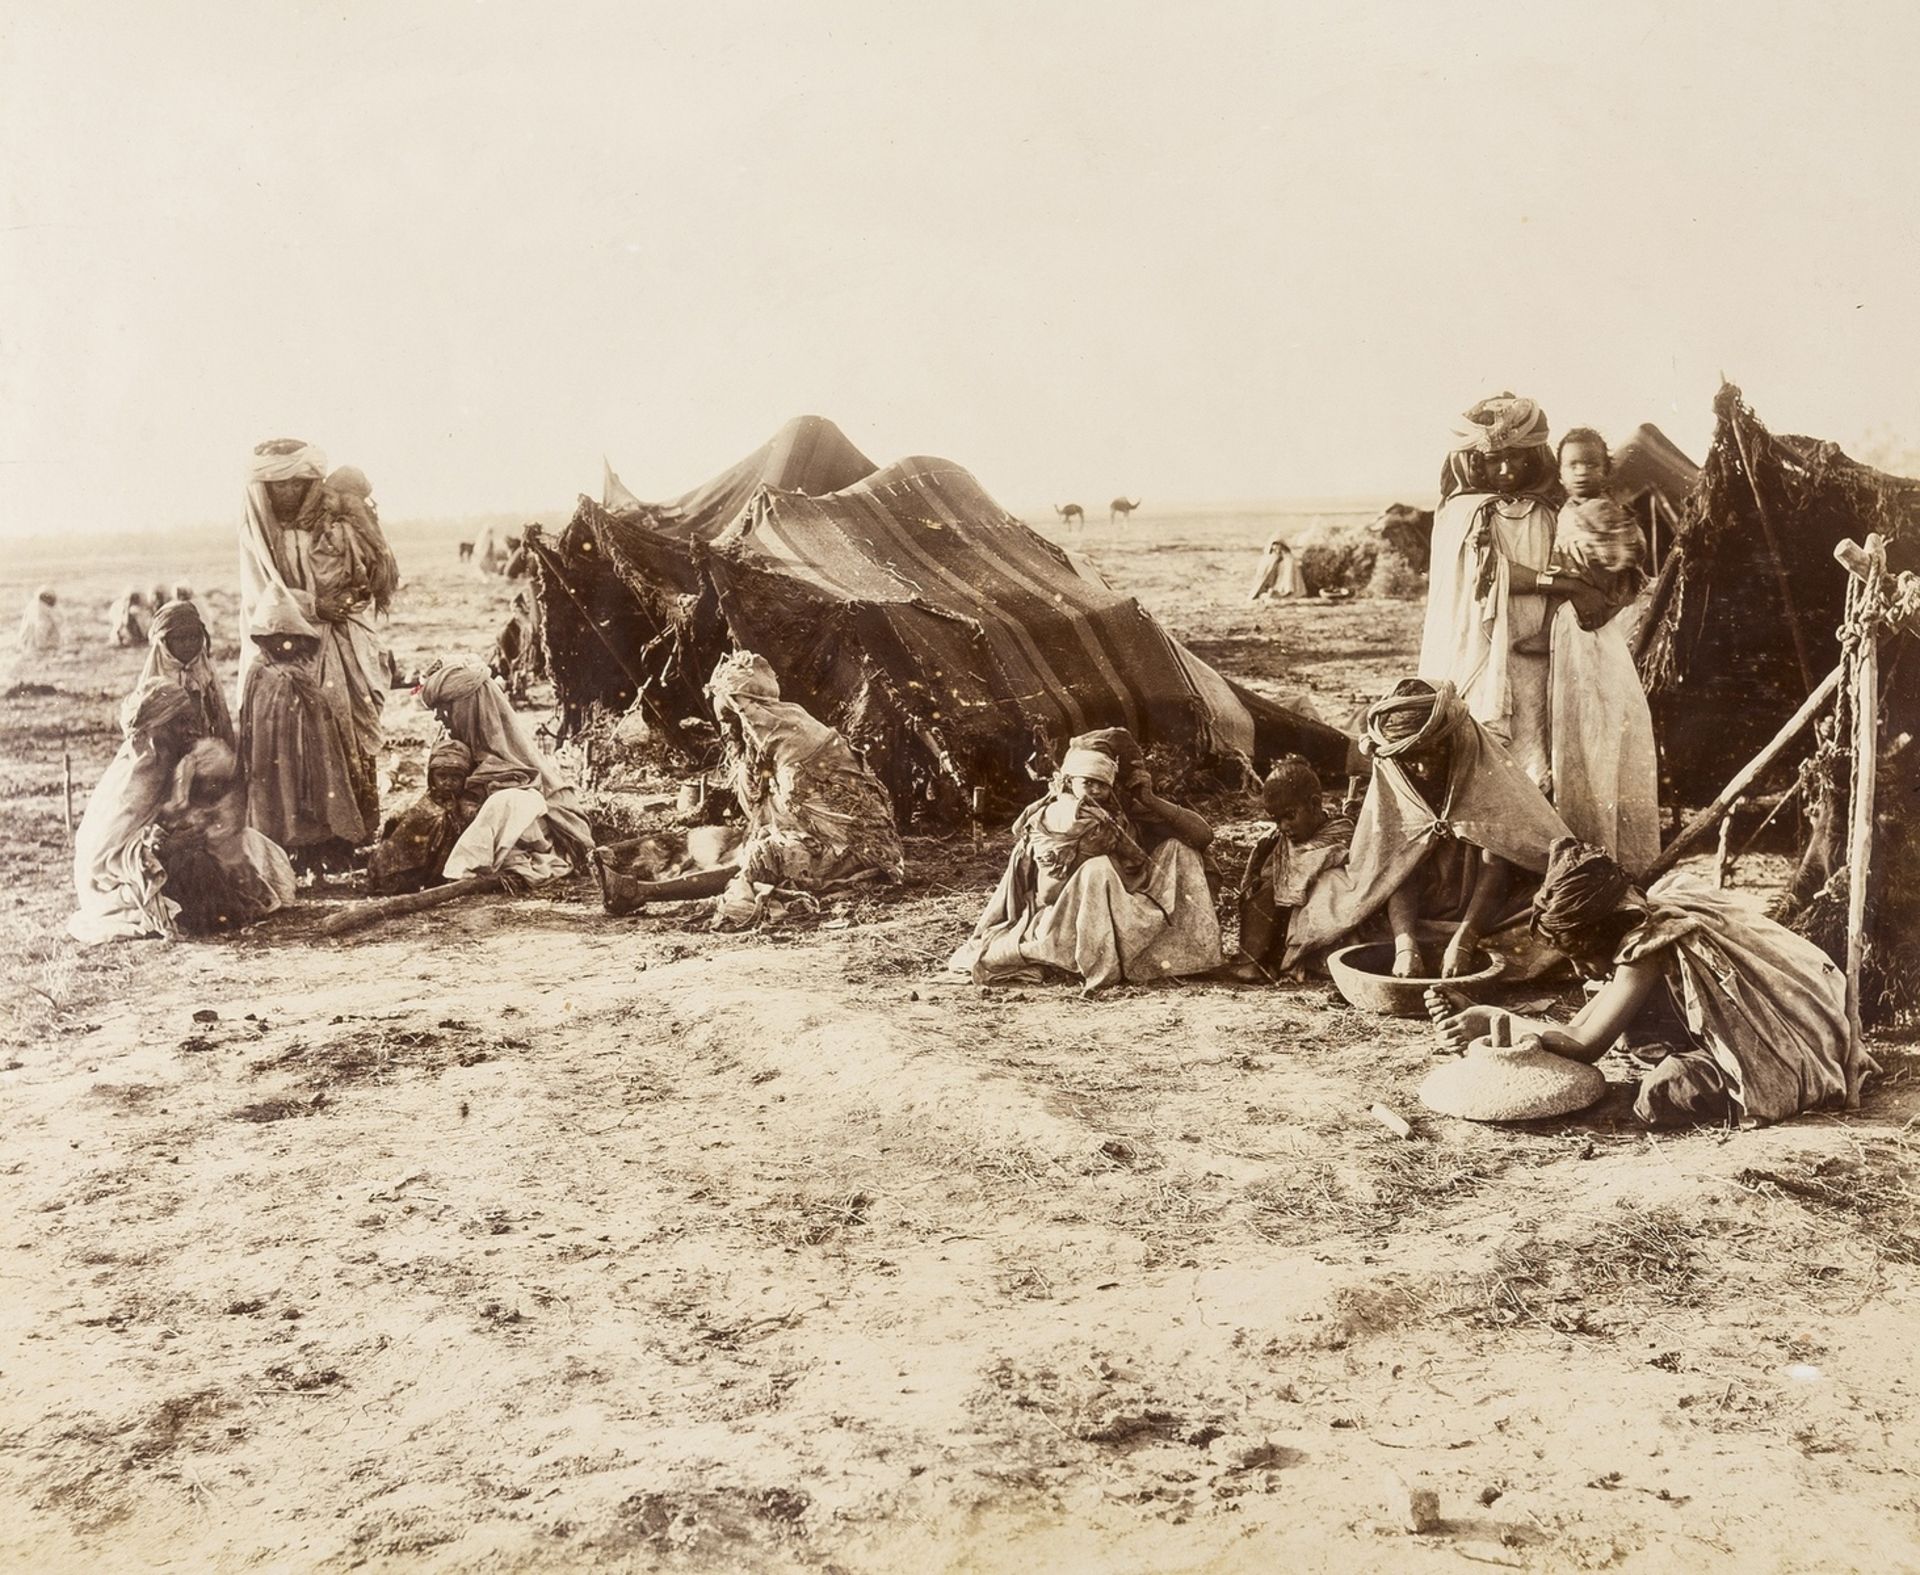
[1327, 942, 1506, 1019]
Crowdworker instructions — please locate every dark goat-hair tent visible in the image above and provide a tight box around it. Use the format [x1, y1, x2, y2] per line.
[527, 417, 1350, 820]
[1608, 423, 1699, 571]
[1634, 382, 1920, 1025]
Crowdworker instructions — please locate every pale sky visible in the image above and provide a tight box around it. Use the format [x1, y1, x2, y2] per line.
[4, 0, 1919, 536]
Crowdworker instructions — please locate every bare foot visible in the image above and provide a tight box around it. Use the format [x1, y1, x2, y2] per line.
[1390, 945, 1425, 980]
[1424, 986, 1495, 1051]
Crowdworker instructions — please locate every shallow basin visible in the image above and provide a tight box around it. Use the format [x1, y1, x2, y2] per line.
[1326, 942, 1506, 1018]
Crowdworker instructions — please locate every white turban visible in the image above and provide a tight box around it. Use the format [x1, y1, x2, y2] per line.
[249, 439, 328, 484]
[1060, 747, 1118, 784]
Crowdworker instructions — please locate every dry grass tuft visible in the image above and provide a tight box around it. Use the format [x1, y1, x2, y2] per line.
[1734, 1139, 1920, 1266]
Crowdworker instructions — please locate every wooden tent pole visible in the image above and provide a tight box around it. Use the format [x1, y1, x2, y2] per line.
[1840, 535, 1885, 1108]
[1729, 412, 1818, 693]
[1644, 660, 1844, 880]
[319, 875, 501, 938]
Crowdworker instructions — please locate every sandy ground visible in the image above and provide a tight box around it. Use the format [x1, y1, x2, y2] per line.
[3, 510, 1918, 1574]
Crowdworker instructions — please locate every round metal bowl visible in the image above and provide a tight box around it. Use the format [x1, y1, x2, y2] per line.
[1326, 942, 1507, 1019]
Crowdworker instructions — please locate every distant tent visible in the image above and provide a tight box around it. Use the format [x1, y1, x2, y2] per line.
[527, 416, 1350, 821]
[1609, 423, 1699, 571]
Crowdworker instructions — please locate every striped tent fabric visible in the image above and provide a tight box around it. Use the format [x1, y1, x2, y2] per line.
[529, 419, 1350, 821]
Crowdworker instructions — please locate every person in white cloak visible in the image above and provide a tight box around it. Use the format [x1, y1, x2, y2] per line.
[240, 438, 397, 833]
[16, 587, 61, 653]
[1248, 534, 1305, 601]
[1417, 394, 1570, 791]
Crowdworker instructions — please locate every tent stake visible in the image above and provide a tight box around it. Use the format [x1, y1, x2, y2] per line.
[1729, 410, 1818, 694]
[62, 749, 74, 835]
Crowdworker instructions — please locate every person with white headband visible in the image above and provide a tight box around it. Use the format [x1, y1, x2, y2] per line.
[950, 734, 1222, 993]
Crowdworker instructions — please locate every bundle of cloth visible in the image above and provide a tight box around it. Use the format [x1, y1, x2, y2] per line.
[950, 730, 1221, 992]
[416, 662, 593, 888]
[1280, 678, 1571, 976]
[70, 677, 293, 944]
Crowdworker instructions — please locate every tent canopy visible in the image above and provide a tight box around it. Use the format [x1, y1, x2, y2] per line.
[530, 418, 1350, 819]
[1635, 382, 1920, 803]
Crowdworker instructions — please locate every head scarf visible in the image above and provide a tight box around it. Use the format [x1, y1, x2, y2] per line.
[1453, 393, 1550, 455]
[1530, 837, 1635, 953]
[1360, 679, 1465, 759]
[1060, 747, 1119, 784]
[418, 661, 491, 708]
[36, 586, 55, 606]
[707, 650, 783, 714]
[148, 599, 208, 658]
[120, 678, 193, 737]
[1069, 727, 1144, 778]
[249, 439, 327, 484]
[428, 737, 474, 775]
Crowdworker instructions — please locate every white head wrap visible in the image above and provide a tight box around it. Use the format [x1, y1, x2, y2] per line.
[249, 440, 328, 484]
[1060, 747, 1118, 784]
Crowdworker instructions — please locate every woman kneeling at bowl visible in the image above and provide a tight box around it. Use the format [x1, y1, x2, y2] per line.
[1429, 838, 1873, 1128]
[1280, 678, 1570, 979]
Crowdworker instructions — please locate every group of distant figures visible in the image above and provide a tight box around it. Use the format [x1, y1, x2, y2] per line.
[52, 399, 1863, 1132]
[1053, 498, 1141, 527]
[14, 583, 198, 656]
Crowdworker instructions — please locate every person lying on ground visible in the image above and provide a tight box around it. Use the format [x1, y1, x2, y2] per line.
[949, 744, 1222, 993]
[365, 738, 483, 895]
[1224, 755, 1356, 982]
[139, 599, 234, 747]
[592, 651, 903, 922]
[237, 584, 374, 874]
[154, 737, 296, 933]
[1279, 678, 1572, 979]
[1427, 837, 1869, 1128]
[418, 662, 594, 876]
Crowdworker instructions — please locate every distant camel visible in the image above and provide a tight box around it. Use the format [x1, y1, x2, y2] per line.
[1109, 497, 1141, 523]
[1054, 504, 1085, 528]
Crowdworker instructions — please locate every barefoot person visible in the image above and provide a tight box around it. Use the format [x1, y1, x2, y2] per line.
[1279, 678, 1571, 978]
[951, 740, 1221, 992]
[1428, 838, 1867, 1127]
[1533, 428, 1660, 874]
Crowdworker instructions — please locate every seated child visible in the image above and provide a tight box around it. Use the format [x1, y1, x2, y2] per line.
[366, 738, 481, 895]
[1226, 755, 1356, 981]
[1514, 428, 1650, 654]
[155, 737, 296, 932]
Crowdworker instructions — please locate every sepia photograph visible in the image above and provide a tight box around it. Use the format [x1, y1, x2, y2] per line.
[3, 2, 1918, 1569]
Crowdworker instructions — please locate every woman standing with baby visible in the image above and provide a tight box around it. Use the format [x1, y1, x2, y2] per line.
[1419, 397, 1658, 875]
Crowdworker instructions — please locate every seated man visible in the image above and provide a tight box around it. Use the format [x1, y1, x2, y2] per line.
[1429, 838, 1871, 1127]
[366, 739, 481, 895]
[1281, 678, 1571, 978]
[592, 651, 904, 923]
[1227, 755, 1356, 981]
[949, 742, 1222, 994]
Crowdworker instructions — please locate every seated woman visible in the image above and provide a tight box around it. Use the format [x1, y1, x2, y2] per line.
[1280, 678, 1571, 978]
[140, 599, 234, 747]
[418, 663, 595, 887]
[365, 738, 481, 895]
[593, 651, 904, 921]
[1227, 755, 1356, 981]
[16, 587, 60, 653]
[1429, 838, 1871, 1127]
[70, 680, 196, 943]
[949, 743, 1221, 993]
[154, 737, 296, 933]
